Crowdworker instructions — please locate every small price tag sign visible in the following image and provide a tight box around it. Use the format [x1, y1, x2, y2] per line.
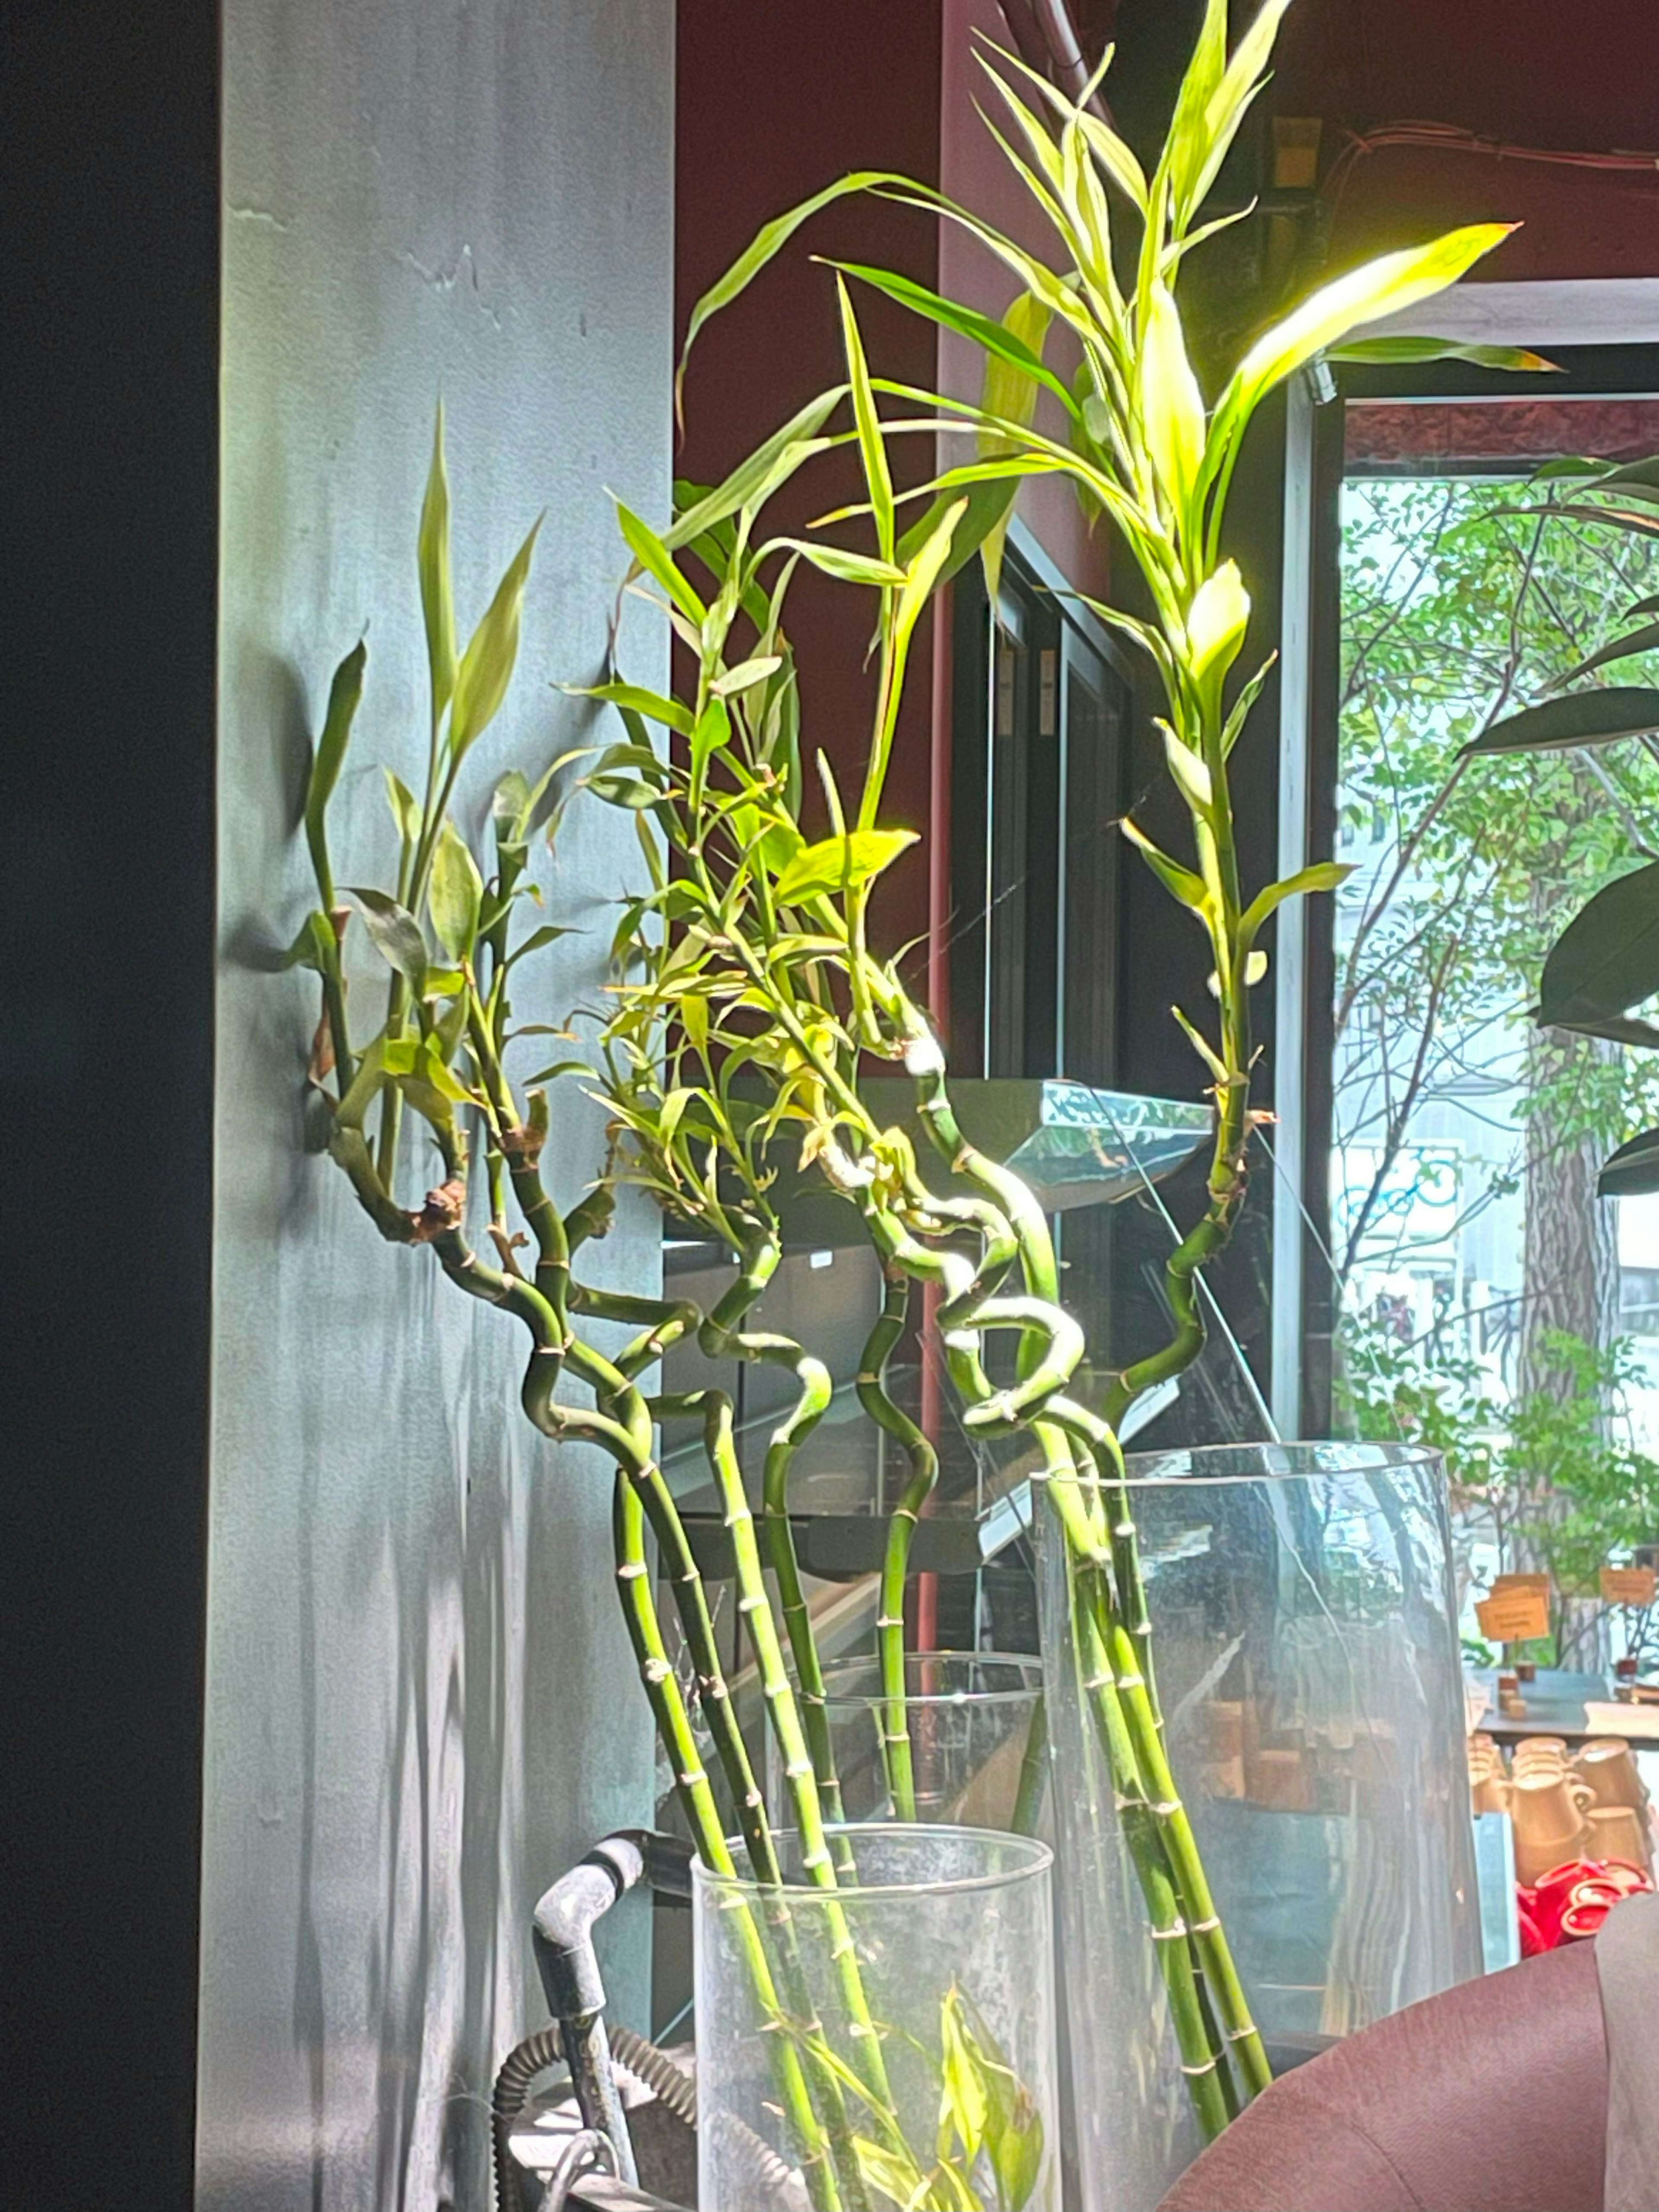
[1600, 1565, 1657, 1608]
[1476, 1585, 1550, 1643]
[1491, 1572, 1550, 1599]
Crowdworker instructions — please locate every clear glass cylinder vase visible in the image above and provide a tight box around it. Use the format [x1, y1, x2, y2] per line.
[694, 1823, 1061, 2212]
[765, 1653, 1046, 1829]
[1039, 1440, 1481, 2212]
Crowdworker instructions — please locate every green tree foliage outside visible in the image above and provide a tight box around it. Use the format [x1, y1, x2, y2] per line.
[1336, 475, 1659, 1300]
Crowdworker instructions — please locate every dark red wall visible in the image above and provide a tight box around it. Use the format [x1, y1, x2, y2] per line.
[676, 2, 946, 959]
[675, 0, 1115, 969]
[1274, 0, 1659, 277]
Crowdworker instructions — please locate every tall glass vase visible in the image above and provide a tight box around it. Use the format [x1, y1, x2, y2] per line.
[695, 1824, 1060, 2212]
[764, 1653, 1046, 1830]
[1040, 1440, 1481, 2212]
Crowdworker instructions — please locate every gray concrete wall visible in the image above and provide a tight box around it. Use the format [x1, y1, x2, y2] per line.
[203, 4, 671, 2203]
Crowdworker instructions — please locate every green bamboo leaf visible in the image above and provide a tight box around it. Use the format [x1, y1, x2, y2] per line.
[492, 768, 531, 833]
[939, 1988, 989, 2164]
[572, 679, 695, 738]
[675, 170, 911, 414]
[664, 389, 846, 551]
[616, 499, 707, 625]
[429, 820, 483, 960]
[770, 538, 907, 588]
[829, 260, 1074, 414]
[450, 513, 543, 758]
[709, 654, 782, 698]
[1548, 502, 1659, 540]
[1183, 0, 1294, 217]
[991, 2083, 1045, 2211]
[1161, 720, 1214, 814]
[520, 1057, 591, 1087]
[1327, 335, 1557, 372]
[836, 275, 895, 564]
[849, 2137, 931, 2211]
[304, 639, 367, 907]
[419, 402, 457, 718]
[1600, 1126, 1659, 1198]
[1550, 620, 1659, 690]
[505, 922, 574, 967]
[1531, 455, 1615, 481]
[1239, 860, 1352, 943]
[383, 769, 422, 855]
[587, 772, 664, 810]
[690, 696, 731, 788]
[1462, 686, 1659, 756]
[1077, 106, 1148, 209]
[774, 828, 918, 903]
[1121, 816, 1209, 913]
[977, 290, 1052, 606]
[1172, 1001, 1228, 1082]
[345, 886, 428, 988]
[1539, 860, 1659, 1026]
[1164, 0, 1229, 222]
[1226, 223, 1516, 419]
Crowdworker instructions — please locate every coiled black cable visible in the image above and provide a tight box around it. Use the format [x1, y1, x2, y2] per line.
[492, 2018, 808, 2211]
[491, 2021, 696, 2212]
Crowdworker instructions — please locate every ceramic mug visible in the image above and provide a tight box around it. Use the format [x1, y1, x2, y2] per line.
[1588, 1802, 1653, 1873]
[1471, 1770, 1512, 1816]
[1511, 1770, 1595, 1884]
[1576, 1738, 1647, 1813]
[1515, 1737, 1568, 1768]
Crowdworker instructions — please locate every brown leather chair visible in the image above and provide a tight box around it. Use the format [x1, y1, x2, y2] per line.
[1158, 1942, 1608, 2212]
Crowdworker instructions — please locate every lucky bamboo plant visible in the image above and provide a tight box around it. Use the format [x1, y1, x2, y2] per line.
[671, 0, 1517, 1434]
[285, 419, 1058, 2209]
[278, 4, 1519, 2197]
[579, 0, 1513, 2135]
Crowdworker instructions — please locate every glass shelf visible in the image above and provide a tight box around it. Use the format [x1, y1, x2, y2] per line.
[766, 1079, 1211, 1249]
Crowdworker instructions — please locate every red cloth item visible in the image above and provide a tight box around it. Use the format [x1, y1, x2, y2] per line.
[1518, 1857, 1653, 1949]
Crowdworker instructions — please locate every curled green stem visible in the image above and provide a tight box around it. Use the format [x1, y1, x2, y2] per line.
[856, 1270, 938, 1821]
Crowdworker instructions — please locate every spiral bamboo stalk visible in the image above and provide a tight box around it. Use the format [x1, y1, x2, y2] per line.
[420, 1208, 855, 2204]
[698, 1238, 845, 1825]
[855, 1270, 938, 1821]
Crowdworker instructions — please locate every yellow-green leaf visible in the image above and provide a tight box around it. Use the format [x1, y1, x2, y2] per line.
[451, 513, 543, 757]
[979, 290, 1053, 606]
[837, 274, 895, 564]
[1140, 279, 1205, 524]
[429, 819, 483, 960]
[617, 500, 706, 625]
[1229, 223, 1516, 417]
[675, 170, 910, 417]
[383, 767, 421, 853]
[304, 638, 367, 909]
[771, 538, 907, 588]
[709, 654, 782, 698]
[1186, 559, 1250, 683]
[419, 402, 457, 718]
[1161, 720, 1213, 813]
[575, 680, 696, 738]
[1165, 0, 1229, 219]
[1122, 815, 1209, 913]
[1185, 0, 1294, 218]
[774, 828, 919, 904]
[1239, 859, 1351, 943]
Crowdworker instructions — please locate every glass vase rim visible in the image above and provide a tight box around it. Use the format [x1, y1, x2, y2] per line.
[1118, 1437, 1443, 1487]
[815, 1649, 1044, 1707]
[695, 1821, 1054, 1904]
